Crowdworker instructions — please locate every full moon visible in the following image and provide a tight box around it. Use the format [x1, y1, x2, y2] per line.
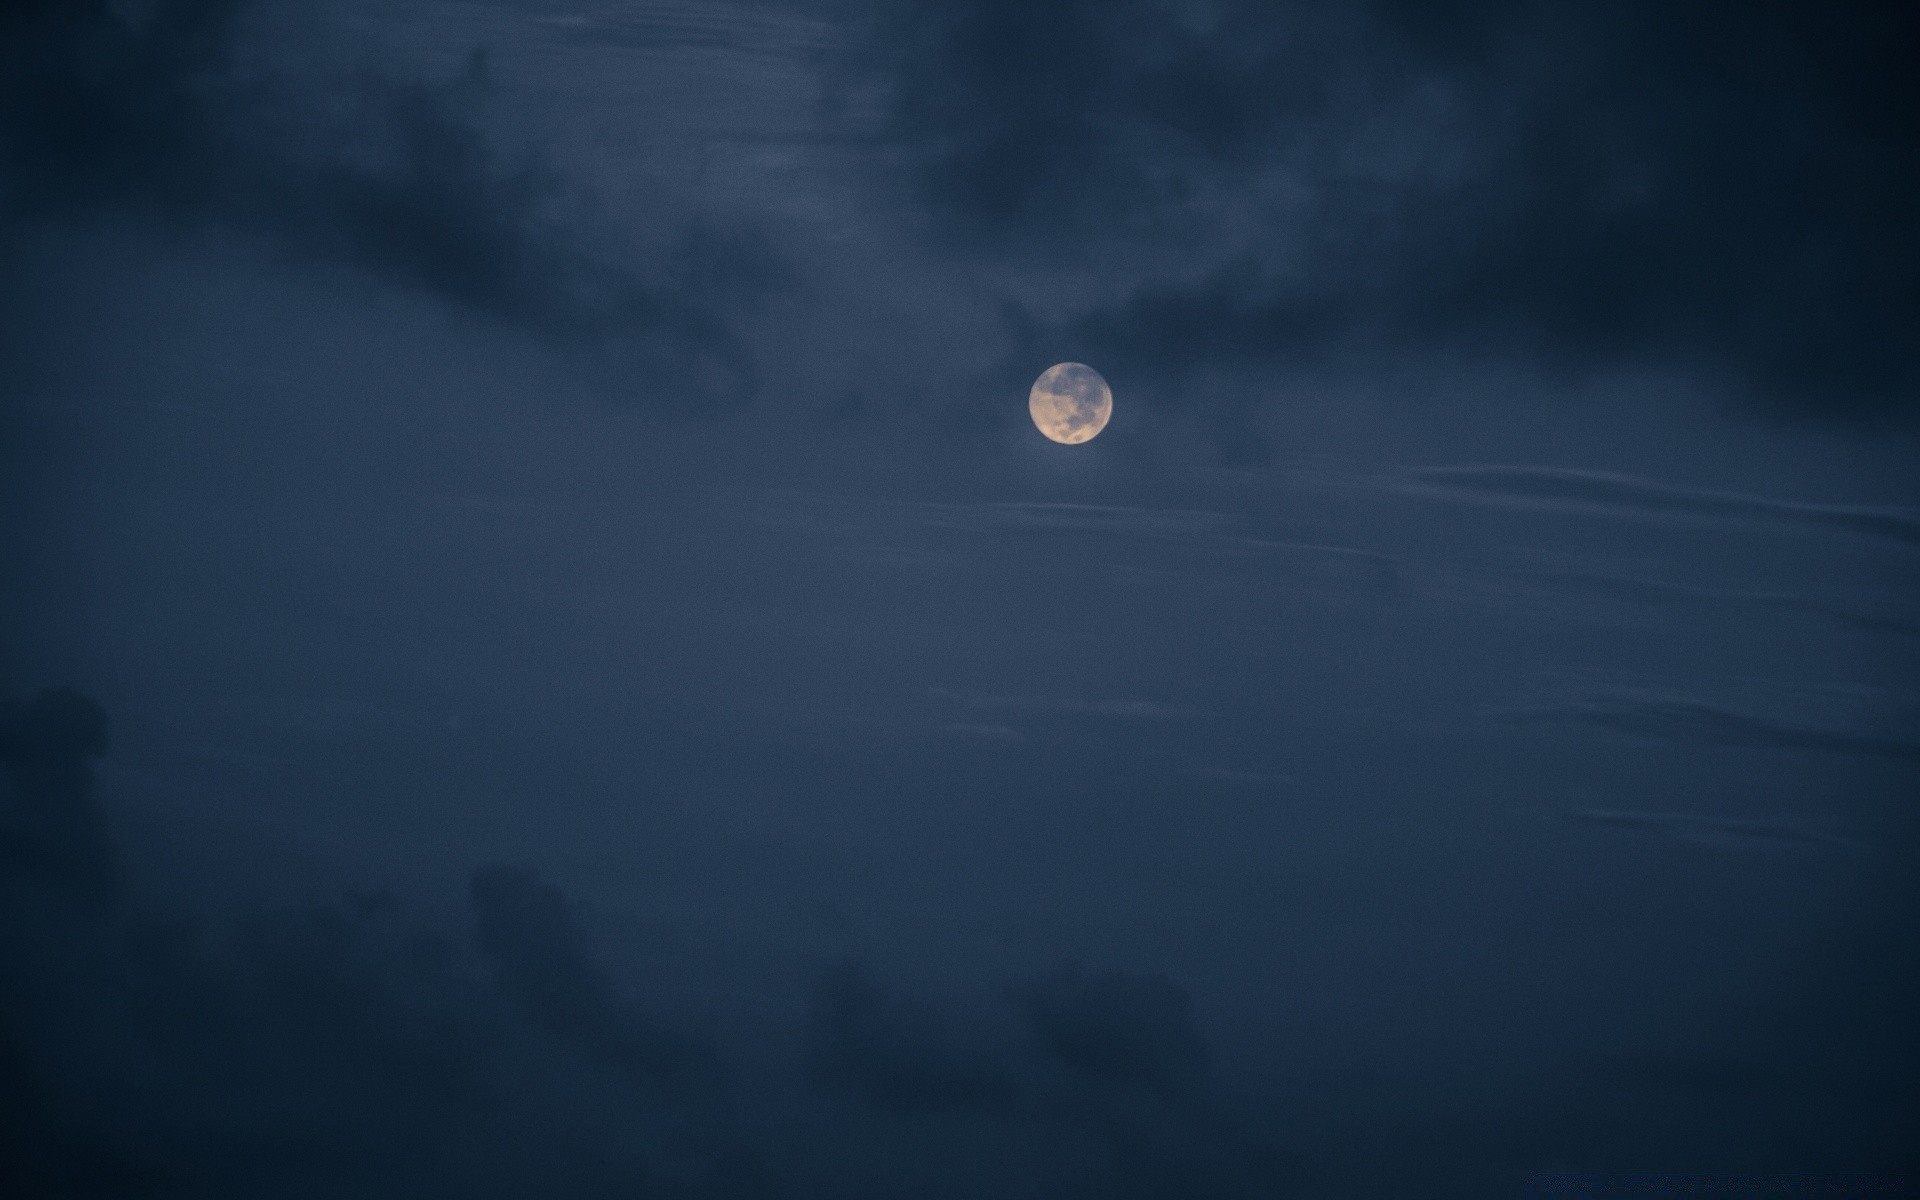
[1028, 362, 1112, 445]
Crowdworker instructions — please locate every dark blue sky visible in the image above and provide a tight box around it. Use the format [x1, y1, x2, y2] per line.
[3, 2, 1918, 1196]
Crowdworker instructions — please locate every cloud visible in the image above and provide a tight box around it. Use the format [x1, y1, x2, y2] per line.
[1184, 766, 1296, 788]
[9, 691, 1909, 1192]
[940, 721, 1026, 743]
[934, 689, 1179, 719]
[1226, 538, 1403, 593]
[1563, 808, 1865, 853]
[0, 688, 115, 901]
[0, 0, 777, 401]
[469, 864, 711, 1093]
[1521, 569, 1920, 639]
[1404, 466, 1920, 547]
[837, 0, 1341, 249]
[3, 897, 495, 1196]
[1020, 965, 1209, 1099]
[802, 957, 1225, 1108]
[2, 838, 743, 1193]
[535, 2, 833, 57]
[1513, 694, 1920, 764]
[921, 502, 1235, 540]
[803, 958, 1016, 1115]
[798, 958, 1295, 1196]
[843, 0, 1920, 418]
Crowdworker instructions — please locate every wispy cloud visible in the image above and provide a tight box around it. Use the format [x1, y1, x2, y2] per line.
[940, 722, 1026, 743]
[1522, 570, 1920, 638]
[1564, 808, 1865, 853]
[933, 689, 1178, 719]
[1183, 766, 1296, 788]
[1404, 466, 1920, 548]
[919, 501, 1234, 539]
[535, 2, 834, 57]
[1225, 537, 1402, 591]
[1510, 694, 1920, 763]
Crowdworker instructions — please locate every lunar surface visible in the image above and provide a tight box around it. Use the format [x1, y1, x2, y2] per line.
[1028, 362, 1112, 444]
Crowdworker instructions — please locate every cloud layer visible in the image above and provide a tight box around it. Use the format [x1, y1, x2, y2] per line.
[0, 0, 778, 403]
[845, 0, 1920, 418]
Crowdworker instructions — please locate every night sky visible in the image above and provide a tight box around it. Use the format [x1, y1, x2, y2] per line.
[4, 2, 1918, 1197]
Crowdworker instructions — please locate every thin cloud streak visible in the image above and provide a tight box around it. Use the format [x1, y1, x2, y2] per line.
[1523, 569, 1920, 639]
[932, 688, 1180, 719]
[1509, 694, 1920, 764]
[1405, 465, 1920, 547]
[1564, 807, 1867, 853]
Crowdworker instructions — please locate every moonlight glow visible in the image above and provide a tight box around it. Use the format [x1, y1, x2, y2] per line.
[1029, 362, 1112, 444]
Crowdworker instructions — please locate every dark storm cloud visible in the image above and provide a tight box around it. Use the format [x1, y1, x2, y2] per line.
[847, 0, 1920, 417]
[1405, 466, 1920, 548]
[1516, 694, 1920, 764]
[0, 0, 775, 400]
[0, 688, 114, 901]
